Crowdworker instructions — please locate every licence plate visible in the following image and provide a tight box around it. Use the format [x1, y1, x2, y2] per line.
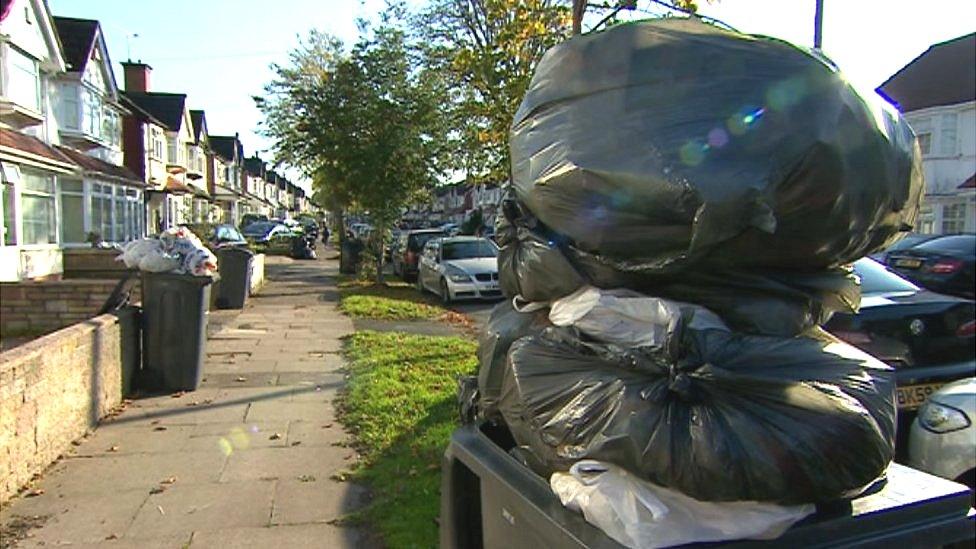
[896, 383, 944, 410]
[894, 258, 922, 269]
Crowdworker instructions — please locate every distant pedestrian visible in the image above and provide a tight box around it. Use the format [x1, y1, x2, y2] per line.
[321, 226, 330, 246]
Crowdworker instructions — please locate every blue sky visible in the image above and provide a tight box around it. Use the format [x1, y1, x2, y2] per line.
[47, 0, 976, 191]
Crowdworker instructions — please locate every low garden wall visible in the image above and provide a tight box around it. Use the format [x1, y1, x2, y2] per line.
[0, 314, 123, 503]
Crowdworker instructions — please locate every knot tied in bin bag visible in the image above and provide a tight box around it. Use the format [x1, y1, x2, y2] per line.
[497, 320, 896, 504]
[509, 18, 922, 273]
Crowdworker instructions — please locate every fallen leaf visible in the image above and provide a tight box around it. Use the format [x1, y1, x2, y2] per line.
[149, 487, 165, 495]
[269, 433, 283, 440]
[291, 441, 302, 446]
[329, 471, 348, 482]
[157, 505, 165, 515]
[297, 474, 316, 482]
[108, 446, 120, 452]
[25, 489, 45, 497]
[171, 392, 185, 398]
[150, 420, 160, 425]
[71, 440, 82, 446]
[235, 376, 247, 382]
[160, 477, 177, 485]
[322, 423, 333, 429]
[187, 401, 199, 407]
[105, 534, 119, 540]
[153, 426, 168, 432]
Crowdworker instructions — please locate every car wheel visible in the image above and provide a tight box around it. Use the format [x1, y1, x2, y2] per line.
[440, 278, 452, 304]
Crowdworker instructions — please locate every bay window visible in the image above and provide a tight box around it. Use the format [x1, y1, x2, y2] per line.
[90, 183, 114, 241]
[83, 87, 102, 138]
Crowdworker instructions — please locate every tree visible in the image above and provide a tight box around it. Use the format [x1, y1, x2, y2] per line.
[257, 18, 445, 282]
[416, 0, 573, 184]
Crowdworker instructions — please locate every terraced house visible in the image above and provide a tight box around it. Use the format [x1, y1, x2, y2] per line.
[1, 1, 143, 281]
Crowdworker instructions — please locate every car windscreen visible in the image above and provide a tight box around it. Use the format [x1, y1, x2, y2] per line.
[242, 222, 277, 237]
[913, 235, 976, 255]
[854, 259, 919, 294]
[407, 232, 445, 252]
[216, 226, 244, 241]
[441, 240, 498, 260]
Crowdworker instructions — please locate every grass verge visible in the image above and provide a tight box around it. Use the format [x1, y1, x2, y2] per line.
[339, 330, 478, 548]
[338, 278, 447, 321]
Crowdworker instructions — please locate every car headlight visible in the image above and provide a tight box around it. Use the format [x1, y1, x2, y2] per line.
[445, 265, 470, 283]
[918, 401, 971, 433]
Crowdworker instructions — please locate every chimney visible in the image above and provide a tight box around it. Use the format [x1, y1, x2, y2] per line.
[121, 61, 152, 92]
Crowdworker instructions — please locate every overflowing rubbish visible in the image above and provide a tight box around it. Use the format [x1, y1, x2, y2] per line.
[551, 461, 815, 548]
[472, 16, 924, 544]
[118, 227, 218, 276]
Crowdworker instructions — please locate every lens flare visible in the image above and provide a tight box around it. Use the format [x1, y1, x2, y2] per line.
[707, 128, 729, 148]
[679, 141, 706, 166]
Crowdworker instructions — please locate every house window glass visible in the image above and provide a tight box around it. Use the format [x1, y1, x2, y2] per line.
[90, 183, 114, 241]
[59, 179, 85, 243]
[114, 187, 126, 241]
[58, 84, 80, 129]
[942, 203, 966, 234]
[151, 128, 165, 159]
[83, 87, 102, 138]
[2, 183, 16, 245]
[21, 171, 56, 245]
[8, 47, 40, 112]
[103, 109, 121, 146]
[940, 113, 957, 156]
[167, 140, 178, 164]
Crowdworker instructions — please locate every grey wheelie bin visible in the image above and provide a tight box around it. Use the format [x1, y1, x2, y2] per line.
[141, 272, 213, 392]
[215, 246, 253, 309]
[441, 422, 975, 549]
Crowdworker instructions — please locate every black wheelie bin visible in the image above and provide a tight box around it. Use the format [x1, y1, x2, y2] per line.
[215, 246, 253, 309]
[141, 272, 214, 392]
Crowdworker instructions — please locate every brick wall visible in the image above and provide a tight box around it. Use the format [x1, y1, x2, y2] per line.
[0, 279, 139, 338]
[0, 314, 123, 503]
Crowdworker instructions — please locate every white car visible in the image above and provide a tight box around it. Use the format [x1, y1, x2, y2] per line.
[908, 377, 976, 492]
[416, 236, 501, 303]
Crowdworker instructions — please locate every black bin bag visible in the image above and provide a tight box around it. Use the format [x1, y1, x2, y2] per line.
[496, 199, 586, 302]
[477, 299, 553, 420]
[497, 325, 896, 504]
[510, 18, 923, 273]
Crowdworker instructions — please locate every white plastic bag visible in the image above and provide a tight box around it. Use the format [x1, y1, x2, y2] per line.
[549, 286, 684, 349]
[181, 247, 218, 277]
[138, 249, 181, 273]
[117, 239, 162, 269]
[551, 461, 814, 549]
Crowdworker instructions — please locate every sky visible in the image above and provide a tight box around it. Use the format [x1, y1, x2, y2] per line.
[46, 0, 976, 192]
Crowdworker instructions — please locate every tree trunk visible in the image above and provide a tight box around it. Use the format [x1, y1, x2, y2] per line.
[375, 223, 386, 284]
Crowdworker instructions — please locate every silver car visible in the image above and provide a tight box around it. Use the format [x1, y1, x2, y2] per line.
[908, 377, 976, 492]
[416, 236, 501, 303]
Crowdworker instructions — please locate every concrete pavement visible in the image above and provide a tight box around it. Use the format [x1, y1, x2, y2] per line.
[0, 252, 377, 548]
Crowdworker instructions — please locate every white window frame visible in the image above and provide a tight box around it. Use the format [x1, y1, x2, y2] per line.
[942, 202, 966, 234]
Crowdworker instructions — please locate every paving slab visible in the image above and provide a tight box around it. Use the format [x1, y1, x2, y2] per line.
[271, 479, 369, 525]
[188, 523, 373, 549]
[1, 489, 149, 546]
[219, 446, 349, 483]
[125, 480, 275, 539]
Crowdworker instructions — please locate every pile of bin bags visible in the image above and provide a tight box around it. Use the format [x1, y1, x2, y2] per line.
[474, 18, 923, 547]
[117, 227, 218, 276]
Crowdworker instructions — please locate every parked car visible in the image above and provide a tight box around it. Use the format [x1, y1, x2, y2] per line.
[391, 229, 446, 281]
[440, 222, 461, 236]
[208, 224, 248, 249]
[416, 236, 502, 303]
[825, 258, 975, 455]
[908, 378, 975, 495]
[869, 232, 940, 264]
[887, 234, 976, 299]
[241, 221, 295, 255]
[240, 213, 269, 228]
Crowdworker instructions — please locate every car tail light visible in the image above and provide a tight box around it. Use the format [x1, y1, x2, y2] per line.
[928, 259, 963, 274]
[832, 331, 872, 345]
[957, 320, 976, 337]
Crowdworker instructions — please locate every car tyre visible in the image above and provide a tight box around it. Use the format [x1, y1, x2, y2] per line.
[440, 278, 452, 304]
